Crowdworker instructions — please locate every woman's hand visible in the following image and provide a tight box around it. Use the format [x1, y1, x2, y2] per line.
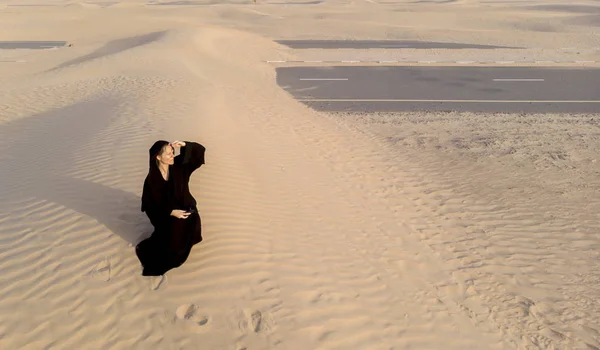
[171, 209, 190, 219]
[170, 140, 186, 148]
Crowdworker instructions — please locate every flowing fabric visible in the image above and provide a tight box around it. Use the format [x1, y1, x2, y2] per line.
[136, 140, 206, 276]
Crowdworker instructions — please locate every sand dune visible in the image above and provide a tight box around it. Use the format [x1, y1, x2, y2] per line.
[1, 1, 599, 349]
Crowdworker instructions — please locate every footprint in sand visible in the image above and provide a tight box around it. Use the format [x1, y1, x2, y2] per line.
[236, 309, 273, 334]
[176, 304, 211, 332]
[90, 258, 111, 282]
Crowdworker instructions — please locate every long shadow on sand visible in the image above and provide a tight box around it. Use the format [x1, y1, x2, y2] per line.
[0, 96, 151, 247]
[25, 174, 151, 246]
[48, 31, 166, 71]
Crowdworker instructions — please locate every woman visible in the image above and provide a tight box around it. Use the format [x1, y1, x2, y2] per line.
[136, 139, 206, 278]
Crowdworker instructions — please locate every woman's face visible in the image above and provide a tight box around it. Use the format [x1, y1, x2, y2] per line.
[156, 145, 174, 166]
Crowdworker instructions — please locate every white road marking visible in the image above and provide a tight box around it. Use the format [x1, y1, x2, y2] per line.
[299, 78, 349, 81]
[297, 98, 599, 103]
[493, 78, 544, 82]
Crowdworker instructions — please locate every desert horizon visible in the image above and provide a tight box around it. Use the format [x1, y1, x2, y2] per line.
[1, 0, 599, 349]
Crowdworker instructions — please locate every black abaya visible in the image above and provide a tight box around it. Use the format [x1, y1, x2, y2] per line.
[136, 140, 206, 276]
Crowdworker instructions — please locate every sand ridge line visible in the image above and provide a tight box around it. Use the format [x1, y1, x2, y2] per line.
[170, 24, 517, 348]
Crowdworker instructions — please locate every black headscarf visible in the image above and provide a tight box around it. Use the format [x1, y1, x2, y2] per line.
[148, 140, 170, 172]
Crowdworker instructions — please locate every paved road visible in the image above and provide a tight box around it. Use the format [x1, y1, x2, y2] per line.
[276, 66, 600, 113]
[275, 40, 519, 49]
[0, 41, 67, 49]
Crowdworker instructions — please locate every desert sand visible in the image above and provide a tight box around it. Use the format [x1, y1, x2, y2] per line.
[0, 0, 599, 349]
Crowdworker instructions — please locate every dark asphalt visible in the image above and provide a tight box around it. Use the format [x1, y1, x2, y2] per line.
[275, 40, 520, 49]
[276, 66, 600, 113]
[0, 41, 67, 49]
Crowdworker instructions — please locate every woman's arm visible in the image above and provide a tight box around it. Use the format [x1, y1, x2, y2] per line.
[174, 141, 206, 176]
